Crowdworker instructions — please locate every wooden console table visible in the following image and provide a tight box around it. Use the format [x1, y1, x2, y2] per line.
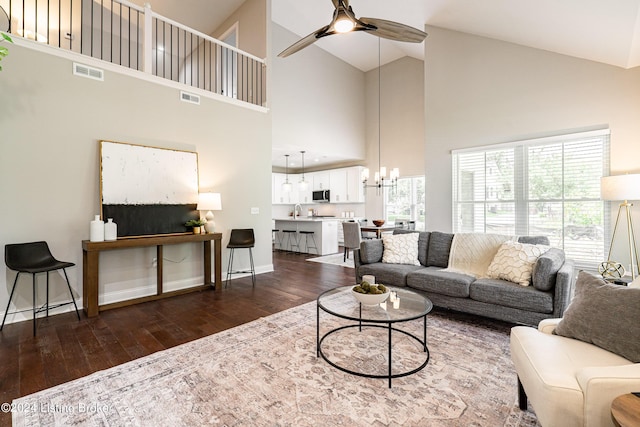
[82, 233, 222, 317]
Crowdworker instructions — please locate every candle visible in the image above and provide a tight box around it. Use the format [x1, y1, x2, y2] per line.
[393, 298, 400, 309]
[363, 275, 375, 284]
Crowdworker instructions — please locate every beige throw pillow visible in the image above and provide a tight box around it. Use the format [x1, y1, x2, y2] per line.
[382, 233, 420, 266]
[486, 241, 550, 286]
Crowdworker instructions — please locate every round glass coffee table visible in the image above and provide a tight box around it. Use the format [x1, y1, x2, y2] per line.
[316, 286, 433, 388]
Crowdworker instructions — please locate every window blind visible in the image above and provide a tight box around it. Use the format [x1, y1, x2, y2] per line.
[452, 129, 610, 268]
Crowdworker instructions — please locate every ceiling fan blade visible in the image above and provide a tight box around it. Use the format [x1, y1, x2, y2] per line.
[278, 25, 331, 58]
[359, 17, 427, 43]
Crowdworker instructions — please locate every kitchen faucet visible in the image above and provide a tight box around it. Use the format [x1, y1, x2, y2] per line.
[294, 204, 302, 219]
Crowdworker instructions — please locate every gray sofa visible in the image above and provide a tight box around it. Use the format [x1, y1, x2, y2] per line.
[353, 230, 575, 326]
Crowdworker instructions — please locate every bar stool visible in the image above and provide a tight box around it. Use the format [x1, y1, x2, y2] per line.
[2, 241, 81, 336]
[281, 230, 299, 252]
[225, 229, 255, 288]
[299, 230, 318, 254]
[272, 229, 282, 251]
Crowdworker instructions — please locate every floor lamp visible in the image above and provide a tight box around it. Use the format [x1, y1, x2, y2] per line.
[601, 174, 640, 280]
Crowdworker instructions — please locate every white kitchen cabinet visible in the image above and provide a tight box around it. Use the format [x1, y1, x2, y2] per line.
[346, 166, 365, 203]
[298, 176, 313, 203]
[273, 173, 299, 204]
[273, 218, 339, 255]
[313, 171, 330, 191]
[329, 169, 347, 203]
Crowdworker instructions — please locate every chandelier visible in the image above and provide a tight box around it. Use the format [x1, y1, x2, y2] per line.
[298, 151, 309, 190]
[362, 39, 398, 195]
[282, 154, 292, 193]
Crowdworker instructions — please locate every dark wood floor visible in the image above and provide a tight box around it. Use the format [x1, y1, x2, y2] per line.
[0, 249, 354, 426]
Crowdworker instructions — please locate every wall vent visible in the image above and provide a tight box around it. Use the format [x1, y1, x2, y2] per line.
[180, 91, 200, 105]
[73, 63, 104, 81]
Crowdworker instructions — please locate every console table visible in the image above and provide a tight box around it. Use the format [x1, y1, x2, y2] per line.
[82, 233, 222, 317]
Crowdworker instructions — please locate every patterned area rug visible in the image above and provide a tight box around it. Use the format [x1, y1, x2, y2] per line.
[307, 252, 355, 268]
[13, 300, 539, 426]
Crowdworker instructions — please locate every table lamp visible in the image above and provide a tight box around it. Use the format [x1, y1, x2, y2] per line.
[601, 173, 640, 280]
[197, 192, 222, 233]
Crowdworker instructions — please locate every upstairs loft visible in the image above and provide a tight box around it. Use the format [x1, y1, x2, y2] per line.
[0, 0, 267, 110]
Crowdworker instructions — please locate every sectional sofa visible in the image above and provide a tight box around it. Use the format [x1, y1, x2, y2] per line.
[353, 230, 575, 326]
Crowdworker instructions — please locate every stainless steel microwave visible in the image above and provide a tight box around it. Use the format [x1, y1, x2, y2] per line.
[312, 190, 330, 203]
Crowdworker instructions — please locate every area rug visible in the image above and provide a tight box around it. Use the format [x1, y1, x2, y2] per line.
[13, 300, 539, 426]
[307, 252, 355, 268]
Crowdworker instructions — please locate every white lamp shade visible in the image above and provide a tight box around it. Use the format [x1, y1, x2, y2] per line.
[601, 174, 640, 201]
[197, 192, 222, 211]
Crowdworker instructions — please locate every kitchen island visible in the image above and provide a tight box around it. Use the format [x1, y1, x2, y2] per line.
[274, 218, 340, 255]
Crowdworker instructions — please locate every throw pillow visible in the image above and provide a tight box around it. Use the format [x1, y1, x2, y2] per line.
[554, 271, 640, 363]
[426, 231, 454, 267]
[382, 232, 420, 266]
[531, 248, 565, 291]
[486, 241, 550, 286]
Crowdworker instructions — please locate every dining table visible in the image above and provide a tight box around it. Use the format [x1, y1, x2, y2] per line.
[360, 224, 398, 239]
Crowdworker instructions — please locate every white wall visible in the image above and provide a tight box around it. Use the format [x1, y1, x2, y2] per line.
[364, 56, 425, 220]
[424, 25, 640, 261]
[0, 43, 272, 324]
[212, 0, 267, 59]
[271, 23, 366, 161]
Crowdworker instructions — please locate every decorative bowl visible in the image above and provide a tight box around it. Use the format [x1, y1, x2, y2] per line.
[372, 219, 385, 227]
[351, 288, 390, 306]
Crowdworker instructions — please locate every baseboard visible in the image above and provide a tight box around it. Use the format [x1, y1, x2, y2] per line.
[0, 264, 275, 326]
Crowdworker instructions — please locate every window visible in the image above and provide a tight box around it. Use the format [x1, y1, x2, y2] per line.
[452, 129, 610, 268]
[385, 176, 425, 230]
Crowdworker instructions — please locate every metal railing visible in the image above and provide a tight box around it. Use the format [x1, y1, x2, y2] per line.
[0, 0, 266, 107]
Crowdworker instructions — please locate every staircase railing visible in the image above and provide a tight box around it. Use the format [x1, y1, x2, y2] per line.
[0, 0, 266, 107]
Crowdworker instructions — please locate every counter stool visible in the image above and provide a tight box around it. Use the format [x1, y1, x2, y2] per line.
[272, 229, 282, 251]
[281, 230, 299, 253]
[2, 241, 81, 336]
[225, 229, 256, 288]
[299, 231, 318, 255]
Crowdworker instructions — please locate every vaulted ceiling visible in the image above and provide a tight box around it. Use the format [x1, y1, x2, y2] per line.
[273, 0, 640, 72]
[136, 0, 640, 72]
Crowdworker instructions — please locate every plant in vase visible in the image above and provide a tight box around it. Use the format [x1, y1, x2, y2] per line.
[185, 219, 206, 234]
[0, 32, 13, 71]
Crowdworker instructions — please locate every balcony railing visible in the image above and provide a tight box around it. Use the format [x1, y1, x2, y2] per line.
[0, 0, 266, 107]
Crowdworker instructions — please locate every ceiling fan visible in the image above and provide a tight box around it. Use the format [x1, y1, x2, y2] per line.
[278, 0, 427, 58]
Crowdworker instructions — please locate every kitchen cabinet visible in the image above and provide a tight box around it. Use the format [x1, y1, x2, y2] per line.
[298, 176, 312, 203]
[271, 166, 365, 205]
[273, 173, 299, 204]
[274, 218, 339, 255]
[346, 166, 365, 203]
[329, 169, 347, 203]
[313, 171, 330, 191]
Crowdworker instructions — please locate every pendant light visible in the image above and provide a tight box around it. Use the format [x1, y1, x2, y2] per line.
[282, 154, 292, 193]
[299, 151, 309, 191]
[362, 38, 399, 195]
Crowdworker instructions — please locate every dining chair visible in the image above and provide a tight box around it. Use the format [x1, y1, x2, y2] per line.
[342, 222, 362, 262]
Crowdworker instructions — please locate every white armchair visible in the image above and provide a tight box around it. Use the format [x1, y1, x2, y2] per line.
[510, 318, 640, 427]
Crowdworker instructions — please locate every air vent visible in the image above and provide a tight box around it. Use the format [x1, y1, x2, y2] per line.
[180, 91, 200, 105]
[73, 63, 104, 81]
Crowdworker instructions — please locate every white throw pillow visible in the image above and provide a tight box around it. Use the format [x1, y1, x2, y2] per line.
[486, 241, 550, 286]
[382, 233, 420, 266]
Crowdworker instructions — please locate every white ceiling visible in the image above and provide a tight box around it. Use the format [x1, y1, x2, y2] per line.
[273, 0, 640, 72]
[134, 1, 640, 169]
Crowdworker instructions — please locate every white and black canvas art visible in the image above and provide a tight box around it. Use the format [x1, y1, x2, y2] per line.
[100, 141, 200, 237]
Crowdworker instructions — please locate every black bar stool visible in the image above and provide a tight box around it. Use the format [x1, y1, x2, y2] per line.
[2, 241, 81, 336]
[299, 231, 318, 254]
[272, 229, 282, 251]
[225, 229, 256, 288]
[281, 230, 299, 252]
